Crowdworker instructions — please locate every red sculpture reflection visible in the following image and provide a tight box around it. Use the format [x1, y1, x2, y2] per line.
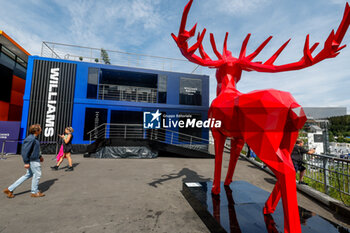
[211, 185, 279, 233]
[172, 1, 350, 233]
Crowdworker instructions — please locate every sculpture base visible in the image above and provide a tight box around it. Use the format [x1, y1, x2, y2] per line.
[182, 181, 349, 233]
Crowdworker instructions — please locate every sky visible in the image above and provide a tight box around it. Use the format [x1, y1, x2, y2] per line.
[1, 0, 350, 113]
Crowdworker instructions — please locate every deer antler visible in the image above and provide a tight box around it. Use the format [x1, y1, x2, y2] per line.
[173, 1, 350, 74]
[171, 0, 225, 67]
[240, 2, 350, 73]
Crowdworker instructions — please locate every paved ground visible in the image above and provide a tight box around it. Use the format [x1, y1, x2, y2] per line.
[0, 152, 349, 233]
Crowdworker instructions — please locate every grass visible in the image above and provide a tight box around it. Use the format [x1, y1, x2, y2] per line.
[298, 168, 350, 206]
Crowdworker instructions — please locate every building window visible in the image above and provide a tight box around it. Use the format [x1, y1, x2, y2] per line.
[179, 77, 202, 106]
[87, 67, 99, 99]
[98, 69, 157, 103]
[1, 46, 16, 61]
[14, 63, 26, 79]
[0, 63, 13, 103]
[0, 45, 27, 79]
[16, 57, 27, 68]
[83, 108, 108, 140]
[158, 75, 167, 104]
[110, 110, 143, 138]
[0, 49, 16, 69]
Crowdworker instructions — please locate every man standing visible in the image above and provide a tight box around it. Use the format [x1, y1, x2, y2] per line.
[291, 139, 315, 185]
[3, 124, 45, 198]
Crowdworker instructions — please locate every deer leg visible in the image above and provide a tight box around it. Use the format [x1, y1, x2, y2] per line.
[262, 128, 299, 215]
[262, 163, 282, 214]
[263, 180, 281, 214]
[211, 130, 226, 195]
[263, 130, 298, 215]
[224, 138, 244, 186]
[276, 164, 301, 233]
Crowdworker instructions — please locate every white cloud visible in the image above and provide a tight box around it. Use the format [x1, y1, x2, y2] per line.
[200, 1, 350, 114]
[205, 0, 272, 16]
[1, 0, 349, 113]
[329, 0, 348, 5]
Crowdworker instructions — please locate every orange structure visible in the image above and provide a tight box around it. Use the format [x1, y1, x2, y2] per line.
[0, 30, 30, 121]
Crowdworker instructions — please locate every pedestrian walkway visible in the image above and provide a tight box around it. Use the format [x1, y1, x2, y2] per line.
[0, 153, 349, 233]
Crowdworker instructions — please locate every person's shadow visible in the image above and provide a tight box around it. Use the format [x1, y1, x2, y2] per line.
[148, 168, 211, 188]
[14, 178, 58, 196]
[58, 162, 80, 170]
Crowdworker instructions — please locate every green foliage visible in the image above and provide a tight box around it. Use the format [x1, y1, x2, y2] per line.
[329, 131, 335, 142]
[338, 135, 346, 143]
[242, 144, 350, 205]
[328, 115, 350, 142]
[100, 48, 111, 65]
[300, 166, 350, 206]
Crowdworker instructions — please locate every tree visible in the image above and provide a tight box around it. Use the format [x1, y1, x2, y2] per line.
[328, 115, 350, 142]
[338, 134, 345, 143]
[329, 131, 335, 142]
[100, 48, 111, 65]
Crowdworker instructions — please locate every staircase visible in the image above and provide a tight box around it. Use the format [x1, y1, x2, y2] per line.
[86, 123, 214, 158]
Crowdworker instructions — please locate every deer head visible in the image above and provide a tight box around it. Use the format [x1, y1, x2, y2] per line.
[172, 0, 350, 77]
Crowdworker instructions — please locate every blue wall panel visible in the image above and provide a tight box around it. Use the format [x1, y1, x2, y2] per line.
[21, 56, 210, 144]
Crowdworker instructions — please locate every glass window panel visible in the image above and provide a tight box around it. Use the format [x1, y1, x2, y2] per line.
[179, 77, 202, 106]
[0, 63, 13, 102]
[88, 67, 99, 85]
[0, 51, 16, 69]
[16, 57, 27, 68]
[110, 110, 143, 138]
[83, 108, 108, 141]
[158, 75, 167, 104]
[1, 46, 16, 60]
[97, 68, 158, 103]
[13, 64, 26, 79]
[87, 67, 99, 99]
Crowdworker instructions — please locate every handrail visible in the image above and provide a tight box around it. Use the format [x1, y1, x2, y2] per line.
[42, 41, 189, 62]
[0, 139, 60, 159]
[87, 123, 212, 153]
[42, 42, 61, 59]
[86, 123, 108, 135]
[308, 153, 350, 162]
[90, 123, 211, 143]
[40, 41, 203, 74]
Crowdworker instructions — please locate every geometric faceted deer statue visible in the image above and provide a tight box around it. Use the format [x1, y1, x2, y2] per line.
[172, 1, 350, 232]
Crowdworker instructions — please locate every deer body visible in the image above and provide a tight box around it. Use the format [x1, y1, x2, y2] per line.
[172, 1, 350, 232]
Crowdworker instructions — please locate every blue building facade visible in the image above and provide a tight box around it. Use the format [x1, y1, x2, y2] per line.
[21, 56, 210, 146]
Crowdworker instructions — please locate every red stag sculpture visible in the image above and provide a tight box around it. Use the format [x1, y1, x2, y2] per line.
[172, 1, 350, 233]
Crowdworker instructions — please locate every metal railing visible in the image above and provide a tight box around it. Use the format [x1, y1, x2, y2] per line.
[303, 153, 350, 196]
[98, 84, 157, 103]
[241, 144, 350, 199]
[41, 41, 203, 74]
[86, 123, 211, 153]
[0, 140, 60, 160]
